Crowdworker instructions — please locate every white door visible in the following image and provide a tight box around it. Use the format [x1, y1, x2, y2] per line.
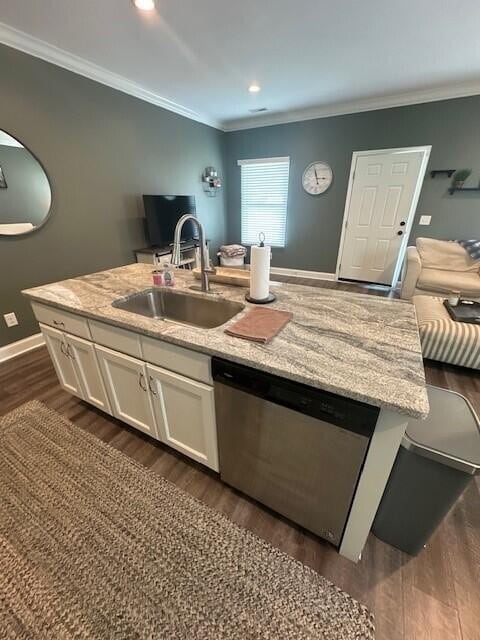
[41, 324, 83, 398]
[338, 147, 430, 285]
[147, 363, 219, 471]
[67, 334, 112, 414]
[96, 345, 157, 438]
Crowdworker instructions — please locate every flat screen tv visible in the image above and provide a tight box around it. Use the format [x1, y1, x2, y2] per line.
[143, 195, 197, 248]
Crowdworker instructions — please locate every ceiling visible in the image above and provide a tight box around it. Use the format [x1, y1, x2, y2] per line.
[1, 0, 480, 131]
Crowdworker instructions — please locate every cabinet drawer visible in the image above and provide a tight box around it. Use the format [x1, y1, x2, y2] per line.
[32, 302, 91, 340]
[89, 320, 143, 359]
[142, 336, 212, 384]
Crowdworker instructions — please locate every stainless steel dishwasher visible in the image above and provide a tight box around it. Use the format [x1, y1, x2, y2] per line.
[213, 358, 379, 546]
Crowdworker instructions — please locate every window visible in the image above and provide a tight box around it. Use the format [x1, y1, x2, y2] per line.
[238, 156, 290, 248]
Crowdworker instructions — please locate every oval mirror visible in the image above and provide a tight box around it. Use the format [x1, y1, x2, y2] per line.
[0, 130, 52, 236]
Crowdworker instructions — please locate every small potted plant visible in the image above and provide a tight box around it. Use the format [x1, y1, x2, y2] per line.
[452, 169, 471, 189]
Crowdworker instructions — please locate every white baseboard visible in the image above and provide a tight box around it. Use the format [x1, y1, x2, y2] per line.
[270, 267, 335, 281]
[0, 332, 45, 363]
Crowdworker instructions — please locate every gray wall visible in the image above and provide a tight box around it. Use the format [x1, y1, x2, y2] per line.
[3, 40, 480, 349]
[0, 145, 51, 226]
[0, 44, 227, 348]
[225, 97, 480, 272]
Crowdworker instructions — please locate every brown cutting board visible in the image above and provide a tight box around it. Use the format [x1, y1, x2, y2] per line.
[225, 307, 293, 344]
[193, 266, 250, 287]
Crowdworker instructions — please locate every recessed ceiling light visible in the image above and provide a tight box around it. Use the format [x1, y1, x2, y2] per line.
[248, 84, 261, 94]
[133, 0, 155, 11]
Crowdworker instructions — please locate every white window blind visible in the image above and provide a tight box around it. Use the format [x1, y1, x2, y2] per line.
[238, 156, 290, 247]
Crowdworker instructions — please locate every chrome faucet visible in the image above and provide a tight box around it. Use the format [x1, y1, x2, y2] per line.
[171, 214, 215, 293]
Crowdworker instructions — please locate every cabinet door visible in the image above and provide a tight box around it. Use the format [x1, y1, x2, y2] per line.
[40, 324, 83, 398]
[147, 363, 219, 471]
[66, 334, 112, 415]
[96, 345, 157, 438]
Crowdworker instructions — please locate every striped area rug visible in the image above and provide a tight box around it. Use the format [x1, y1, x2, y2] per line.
[0, 401, 375, 639]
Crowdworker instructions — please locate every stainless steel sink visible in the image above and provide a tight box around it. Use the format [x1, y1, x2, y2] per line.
[112, 287, 244, 329]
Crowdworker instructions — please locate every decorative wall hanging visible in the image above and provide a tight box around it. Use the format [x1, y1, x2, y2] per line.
[202, 166, 222, 197]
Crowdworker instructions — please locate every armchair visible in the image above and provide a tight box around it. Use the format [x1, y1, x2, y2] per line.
[400, 238, 480, 301]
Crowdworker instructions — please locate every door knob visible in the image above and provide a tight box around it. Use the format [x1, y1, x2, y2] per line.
[397, 230, 403, 236]
[400, 221, 406, 226]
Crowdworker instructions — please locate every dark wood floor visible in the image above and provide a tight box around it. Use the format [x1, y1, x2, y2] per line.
[1, 280, 479, 640]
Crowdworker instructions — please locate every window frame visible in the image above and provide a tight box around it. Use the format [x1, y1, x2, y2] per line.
[237, 156, 290, 248]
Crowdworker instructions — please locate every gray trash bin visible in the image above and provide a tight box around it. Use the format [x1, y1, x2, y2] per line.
[373, 385, 480, 555]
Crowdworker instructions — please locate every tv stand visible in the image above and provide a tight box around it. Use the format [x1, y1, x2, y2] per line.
[135, 240, 209, 270]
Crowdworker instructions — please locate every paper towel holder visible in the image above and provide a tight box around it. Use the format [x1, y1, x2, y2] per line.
[245, 292, 277, 304]
[246, 232, 277, 304]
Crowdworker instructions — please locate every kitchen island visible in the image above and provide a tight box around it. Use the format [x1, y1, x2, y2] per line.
[23, 263, 429, 562]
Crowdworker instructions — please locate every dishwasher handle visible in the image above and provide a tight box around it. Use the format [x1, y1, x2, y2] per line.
[212, 357, 378, 437]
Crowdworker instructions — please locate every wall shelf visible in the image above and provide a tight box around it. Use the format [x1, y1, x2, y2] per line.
[430, 169, 456, 178]
[448, 187, 480, 195]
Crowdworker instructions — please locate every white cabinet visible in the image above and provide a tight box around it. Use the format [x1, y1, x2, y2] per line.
[142, 336, 212, 384]
[67, 334, 111, 413]
[42, 324, 83, 398]
[40, 324, 111, 413]
[147, 363, 219, 471]
[38, 308, 219, 472]
[90, 320, 143, 359]
[33, 302, 91, 339]
[95, 345, 157, 439]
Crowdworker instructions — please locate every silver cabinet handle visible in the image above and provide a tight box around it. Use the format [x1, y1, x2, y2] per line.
[53, 320, 65, 328]
[138, 372, 147, 392]
[148, 376, 157, 395]
[60, 341, 68, 356]
[67, 344, 75, 360]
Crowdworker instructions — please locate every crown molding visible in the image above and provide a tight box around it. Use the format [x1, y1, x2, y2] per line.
[0, 21, 221, 130]
[222, 80, 480, 131]
[3, 20, 480, 135]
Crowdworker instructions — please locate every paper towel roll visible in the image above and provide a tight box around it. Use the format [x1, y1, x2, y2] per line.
[250, 244, 271, 301]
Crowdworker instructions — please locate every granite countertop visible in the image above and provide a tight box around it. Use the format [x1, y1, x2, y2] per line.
[23, 263, 429, 419]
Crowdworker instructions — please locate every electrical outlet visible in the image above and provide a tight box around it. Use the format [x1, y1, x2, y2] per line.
[4, 312, 18, 328]
[419, 215, 432, 226]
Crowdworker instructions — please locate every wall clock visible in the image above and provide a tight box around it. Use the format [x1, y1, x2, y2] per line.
[302, 161, 333, 195]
